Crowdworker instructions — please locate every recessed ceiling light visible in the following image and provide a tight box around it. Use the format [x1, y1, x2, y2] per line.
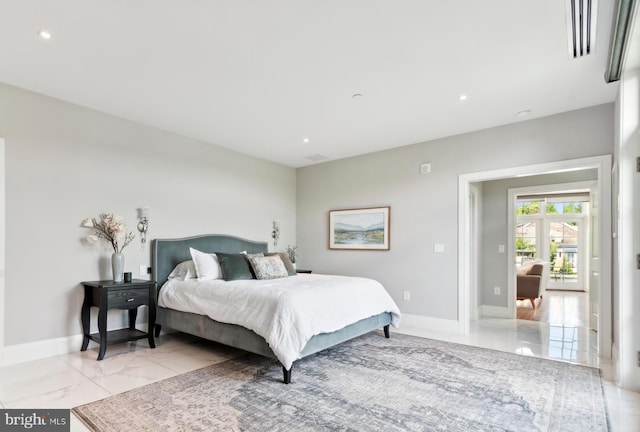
[352, 93, 363, 99]
[303, 137, 310, 143]
[516, 110, 532, 117]
[458, 94, 468, 101]
[38, 29, 52, 40]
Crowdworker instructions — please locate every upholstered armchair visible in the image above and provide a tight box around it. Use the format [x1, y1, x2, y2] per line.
[517, 263, 545, 309]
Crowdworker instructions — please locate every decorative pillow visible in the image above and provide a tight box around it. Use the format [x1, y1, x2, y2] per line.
[249, 255, 289, 280]
[265, 252, 296, 276]
[245, 252, 264, 278]
[516, 265, 532, 276]
[189, 247, 222, 281]
[168, 260, 197, 281]
[217, 252, 254, 281]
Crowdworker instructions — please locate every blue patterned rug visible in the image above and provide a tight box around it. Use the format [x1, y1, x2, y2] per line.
[73, 332, 609, 431]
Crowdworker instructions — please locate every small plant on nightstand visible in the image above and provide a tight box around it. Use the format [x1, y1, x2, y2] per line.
[286, 244, 297, 264]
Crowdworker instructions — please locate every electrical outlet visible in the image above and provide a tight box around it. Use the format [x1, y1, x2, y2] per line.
[494, 286, 501, 295]
[403, 291, 411, 301]
[139, 264, 147, 276]
[498, 244, 505, 253]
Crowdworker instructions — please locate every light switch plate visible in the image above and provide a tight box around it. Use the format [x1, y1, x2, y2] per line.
[139, 264, 147, 276]
[434, 243, 445, 253]
[498, 244, 505, 253]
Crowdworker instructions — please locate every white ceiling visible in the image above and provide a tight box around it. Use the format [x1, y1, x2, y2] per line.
[0, 1, 623, 167]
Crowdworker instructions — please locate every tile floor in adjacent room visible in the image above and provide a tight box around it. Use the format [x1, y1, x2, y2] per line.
[0, 319, 638, 431]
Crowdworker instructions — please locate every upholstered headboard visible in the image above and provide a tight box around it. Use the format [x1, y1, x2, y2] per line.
[152, 234, 268, 286]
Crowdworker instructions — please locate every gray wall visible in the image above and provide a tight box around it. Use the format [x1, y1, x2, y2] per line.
[479, 170, 598, 308]
[296, 104, 613, 321]
[0, 83, 296, 346]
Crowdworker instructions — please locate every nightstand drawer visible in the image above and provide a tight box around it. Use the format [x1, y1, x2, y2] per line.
[108, 289, 149, 308]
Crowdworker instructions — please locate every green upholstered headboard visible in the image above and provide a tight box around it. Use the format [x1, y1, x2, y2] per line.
[152, 234, 268, 286]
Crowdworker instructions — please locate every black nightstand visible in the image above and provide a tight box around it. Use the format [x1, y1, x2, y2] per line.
[296, 269, 312, 274]
[81, 279, 157, 360]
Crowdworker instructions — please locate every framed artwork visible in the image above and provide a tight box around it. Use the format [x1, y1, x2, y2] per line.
[329, 206, 390, 250]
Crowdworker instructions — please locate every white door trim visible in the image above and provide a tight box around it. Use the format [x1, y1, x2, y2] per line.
[0, 138, 5, 365]
[469, 183, 480, 320]
[458, 155, 612, 357]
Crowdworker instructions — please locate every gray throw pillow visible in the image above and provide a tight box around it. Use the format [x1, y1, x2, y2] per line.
[216, 253, 254, 281]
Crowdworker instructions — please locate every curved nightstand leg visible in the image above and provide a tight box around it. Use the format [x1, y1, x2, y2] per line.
[383, 325, 390, 338]
[97, 306, 108, 360]
[148, 305, 156, 348]
[128, 308, 138, 330]
[81, 297, 91, 351]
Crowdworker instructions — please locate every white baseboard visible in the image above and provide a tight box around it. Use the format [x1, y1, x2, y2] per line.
[479, 305, 513, 318]
[0, 322, 149, 367]
[1, 334, 85, 367]
[398, 313, 464, 335]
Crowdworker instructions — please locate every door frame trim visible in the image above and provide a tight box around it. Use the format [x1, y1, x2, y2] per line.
[0, 138, 5, 365]
[458, 155, 612, 357]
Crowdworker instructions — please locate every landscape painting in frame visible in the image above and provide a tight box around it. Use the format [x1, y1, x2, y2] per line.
[329, 207, 390, 250]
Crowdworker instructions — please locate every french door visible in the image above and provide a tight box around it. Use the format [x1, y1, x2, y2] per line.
[515, 212, 587, 292]
[546, 218, 584, 291]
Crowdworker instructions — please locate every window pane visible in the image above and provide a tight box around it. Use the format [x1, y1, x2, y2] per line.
[516, 222, 537, 263]
[516, 200, 541, 215]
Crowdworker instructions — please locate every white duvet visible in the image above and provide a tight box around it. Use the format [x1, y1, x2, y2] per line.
[158, 273, 401, 369]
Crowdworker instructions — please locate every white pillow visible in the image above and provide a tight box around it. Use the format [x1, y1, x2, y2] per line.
[516, 265, 533, 276]
[168, 260, 197, 281]
[189, 247, 222, 281]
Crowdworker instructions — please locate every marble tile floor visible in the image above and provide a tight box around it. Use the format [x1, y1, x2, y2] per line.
[0, 321, 637, 431]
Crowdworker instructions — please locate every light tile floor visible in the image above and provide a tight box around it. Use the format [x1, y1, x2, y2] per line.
[0, 320, 638, 431]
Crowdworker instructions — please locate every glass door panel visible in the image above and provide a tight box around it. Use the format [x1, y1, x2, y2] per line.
[515, 222, 537, 265]
[548, 220, 581, 290]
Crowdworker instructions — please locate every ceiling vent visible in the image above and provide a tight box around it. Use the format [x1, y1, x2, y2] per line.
[304, 154, 329, 162]
[565, 0, 598, 58]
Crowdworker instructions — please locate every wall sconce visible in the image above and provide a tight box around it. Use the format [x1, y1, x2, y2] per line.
[271, 220, 280, 247]
[137, 207, 150, 251]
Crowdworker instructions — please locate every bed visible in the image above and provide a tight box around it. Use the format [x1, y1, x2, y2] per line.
[151, 234, 400, 383]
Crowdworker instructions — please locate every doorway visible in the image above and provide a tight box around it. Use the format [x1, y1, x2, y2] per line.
[458, 155, 612, 358]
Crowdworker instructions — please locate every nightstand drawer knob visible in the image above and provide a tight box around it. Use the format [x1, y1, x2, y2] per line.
[127, 298, 135, 302]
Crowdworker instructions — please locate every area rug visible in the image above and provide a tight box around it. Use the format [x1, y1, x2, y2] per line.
[73, 332, 609, 431]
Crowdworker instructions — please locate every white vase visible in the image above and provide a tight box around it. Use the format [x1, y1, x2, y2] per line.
[112, 252, 124, 282]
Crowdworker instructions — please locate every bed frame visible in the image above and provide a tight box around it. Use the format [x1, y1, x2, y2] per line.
[151, 234, 391, 383]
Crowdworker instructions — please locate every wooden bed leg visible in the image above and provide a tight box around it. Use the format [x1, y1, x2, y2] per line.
[282, 366, 292, 384]
[384, 325, 390, 338]
[154, 324, 162, 338]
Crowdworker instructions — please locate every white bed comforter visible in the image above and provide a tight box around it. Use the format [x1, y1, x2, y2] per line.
[158, 274, 401, 369]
